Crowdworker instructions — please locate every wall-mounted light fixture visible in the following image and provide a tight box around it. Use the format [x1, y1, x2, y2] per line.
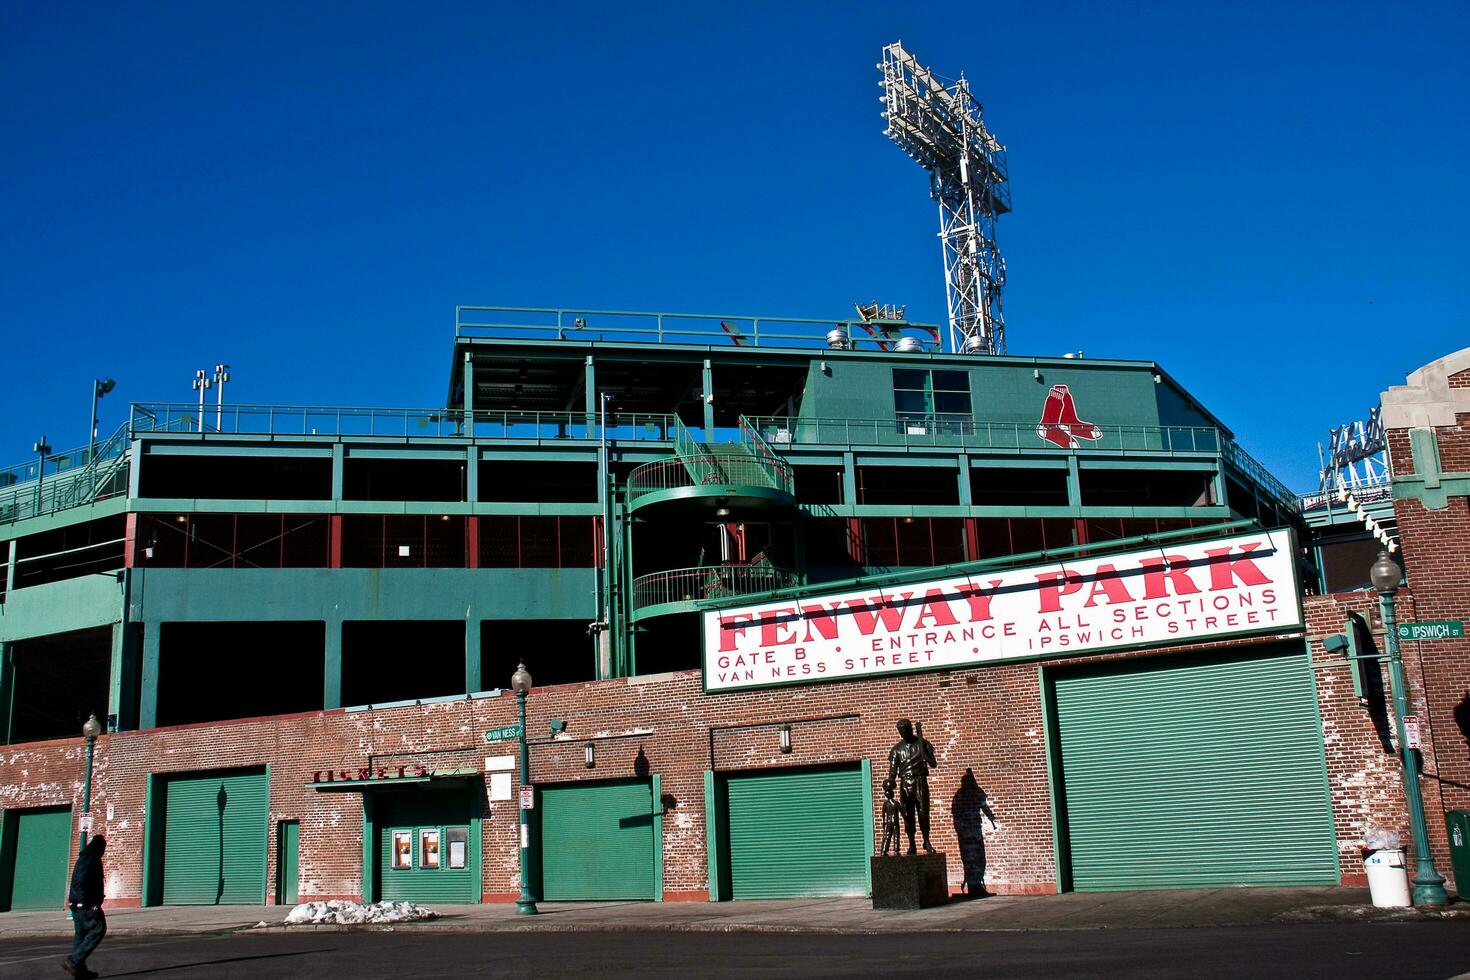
[584, 742, 596, 768]
[778, 724, 792, 754]
[549, 719, 566, 734]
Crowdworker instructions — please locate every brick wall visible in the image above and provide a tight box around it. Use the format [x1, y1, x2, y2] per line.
[0, 604, 1417, 904]
[1382, 396, 1470, 888]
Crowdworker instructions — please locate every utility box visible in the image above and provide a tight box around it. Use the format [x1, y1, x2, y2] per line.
[1446, 811, 1470, 898]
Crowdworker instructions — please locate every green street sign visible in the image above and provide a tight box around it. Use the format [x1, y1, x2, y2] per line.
[1397, 620, 1464, 641]
[484, 724, 524, 743]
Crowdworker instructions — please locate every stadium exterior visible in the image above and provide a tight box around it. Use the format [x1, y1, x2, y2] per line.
[0, 309, 1464, 909]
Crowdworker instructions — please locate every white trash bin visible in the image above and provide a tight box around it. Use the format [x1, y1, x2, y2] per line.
[1364, 848, 1411, 908]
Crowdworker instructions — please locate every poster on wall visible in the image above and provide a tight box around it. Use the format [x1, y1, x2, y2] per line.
[420, 830, 441, 869]
[391, 831, 413, 869]
[703, 529, 1302, 693]
[447, 827, 468, 869]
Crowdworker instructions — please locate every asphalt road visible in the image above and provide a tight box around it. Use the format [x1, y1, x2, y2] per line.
[1, 924, 1466, 979]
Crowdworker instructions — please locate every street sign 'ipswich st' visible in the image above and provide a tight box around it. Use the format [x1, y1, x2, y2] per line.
[1397, 620, 1464, 641]
[484, 725, 524, 743]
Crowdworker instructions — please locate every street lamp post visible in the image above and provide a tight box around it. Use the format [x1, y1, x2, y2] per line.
[1370, 550, 1449, 907]
[89, 378, 115, 457]
[511, 663, 538, 915]
[32, 437, 51, 515]
[79, 713, 102, 852]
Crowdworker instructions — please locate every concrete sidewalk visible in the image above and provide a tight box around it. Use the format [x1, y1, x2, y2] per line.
[0, 887, 1465, 940]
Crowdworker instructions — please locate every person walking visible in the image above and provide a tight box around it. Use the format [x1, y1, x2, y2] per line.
[63, 835, 106, 979]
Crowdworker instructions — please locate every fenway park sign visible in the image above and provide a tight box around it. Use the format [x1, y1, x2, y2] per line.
[702, 531, 1301, 692]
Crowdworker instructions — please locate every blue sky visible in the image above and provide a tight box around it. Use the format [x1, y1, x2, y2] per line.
[2, 1, 1465, 490]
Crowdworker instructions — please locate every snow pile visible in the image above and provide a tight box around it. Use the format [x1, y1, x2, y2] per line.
[284, 900, 439, 925]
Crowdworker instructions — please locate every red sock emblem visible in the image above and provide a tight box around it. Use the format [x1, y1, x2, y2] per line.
[1036, 385, 1103, 449]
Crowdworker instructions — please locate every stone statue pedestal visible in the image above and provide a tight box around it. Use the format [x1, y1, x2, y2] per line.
[870, 853, 949, 909]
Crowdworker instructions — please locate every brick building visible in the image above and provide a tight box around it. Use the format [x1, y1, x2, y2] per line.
[0, 311, 1458, 909]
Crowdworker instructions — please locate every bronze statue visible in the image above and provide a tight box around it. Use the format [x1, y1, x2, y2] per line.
[880, 779, 900, 856]
[886, 718, 938, 854]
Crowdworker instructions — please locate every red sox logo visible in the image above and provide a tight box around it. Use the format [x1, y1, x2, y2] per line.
[1036, 384, 1102, 449]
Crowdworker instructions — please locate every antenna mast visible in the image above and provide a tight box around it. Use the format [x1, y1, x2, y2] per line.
[880, 41, 1011, 355]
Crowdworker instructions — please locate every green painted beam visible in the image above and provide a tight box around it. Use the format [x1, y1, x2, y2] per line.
[324, 622, 342, 710]
[704, 770, 721, 902]
[464, 617, 481, 695]
[138, 626, 161, 730]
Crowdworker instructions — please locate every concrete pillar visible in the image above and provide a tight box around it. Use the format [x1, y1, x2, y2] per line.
[324, 620, 342, 709]
[584, 355, 597, 432]
[465, 446, 478, 504]
[137, 625, 161, 729]
[463, 351, 476, 439]
[841, 452, 857, 506]
[957, 454, 973, 506]
[702, 360, 715, 435]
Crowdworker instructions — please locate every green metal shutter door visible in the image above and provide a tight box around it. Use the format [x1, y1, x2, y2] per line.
[723, 765, 868, 899]
[374, 790, 477, 903]
[8, 807, 72, 910]
[539, 780, 656, 901]
[1051, 647, 1339, 890]
[160, 770, 268, 905]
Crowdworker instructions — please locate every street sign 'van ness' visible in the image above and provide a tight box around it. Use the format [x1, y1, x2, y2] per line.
[702, 530, 1301, 692]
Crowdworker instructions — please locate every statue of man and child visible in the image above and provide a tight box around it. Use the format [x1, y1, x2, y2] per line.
[881, 718, 938, 856]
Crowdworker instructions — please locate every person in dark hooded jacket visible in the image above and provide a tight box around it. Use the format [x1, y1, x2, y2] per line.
[63, 835, 106, 979]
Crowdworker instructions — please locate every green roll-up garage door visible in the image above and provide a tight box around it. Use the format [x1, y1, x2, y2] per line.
[722, 765, 868, 899]
[5, 806, 72, 910]
[374, 789, 478, 903]
[539, 780, 656, 901]
[1049, 646, 1339, 890]
[159, 769, 268, 905]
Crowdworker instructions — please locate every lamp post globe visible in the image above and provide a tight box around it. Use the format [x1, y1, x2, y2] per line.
[82, 714, 102, 742]
[1368, 552, 1448, 906]
[512, 663, 538, 915]
[1370, 551, 1402, 593]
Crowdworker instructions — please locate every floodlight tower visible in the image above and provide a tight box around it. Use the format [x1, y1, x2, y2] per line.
[880, 42, 1011, 355]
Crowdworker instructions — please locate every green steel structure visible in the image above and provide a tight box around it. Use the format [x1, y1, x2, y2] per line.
[0, 305, 1330, 903]
[0, 307, 1304, 736]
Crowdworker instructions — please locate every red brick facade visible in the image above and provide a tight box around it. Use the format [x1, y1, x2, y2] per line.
[1378, 349, 1470, 887]
[0, 602, 1426, 905]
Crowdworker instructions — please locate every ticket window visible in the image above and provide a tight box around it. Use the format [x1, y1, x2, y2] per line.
[388, 826, 468, 871]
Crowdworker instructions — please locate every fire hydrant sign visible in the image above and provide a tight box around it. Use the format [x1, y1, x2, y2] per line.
[703, 530, 1301, 692]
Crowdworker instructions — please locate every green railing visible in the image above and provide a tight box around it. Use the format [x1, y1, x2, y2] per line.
[1222, 439, 1301, 516]
[129, 403, 680, 443]
[455, 305, 942, 353]
[626, 450, 795, 501]
[631, 564, 799, 613]
[743, 416, 1224, 454]
[0, 421, 135, 525]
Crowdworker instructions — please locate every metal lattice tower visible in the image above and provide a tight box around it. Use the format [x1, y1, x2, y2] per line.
[880, 41, 1011, 355]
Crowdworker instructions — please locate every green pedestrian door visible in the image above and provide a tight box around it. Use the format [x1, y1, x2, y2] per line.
[1048, 646, 1340, 890]
[538, 780, 657, 901]
[276, 821, 299, 905]
[2, 806, 73, 910]
[157, 769, 268, 905]
[718, 765, 868, 899]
